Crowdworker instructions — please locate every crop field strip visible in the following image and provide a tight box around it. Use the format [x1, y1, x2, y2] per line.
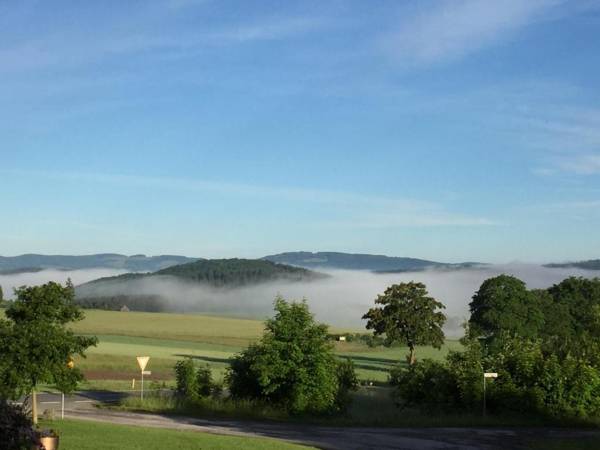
[64, 310, 460, 387]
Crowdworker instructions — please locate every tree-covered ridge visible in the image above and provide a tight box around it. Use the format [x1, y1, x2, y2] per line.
[79, 258, 326, 290]
[263, 251, 483, 272]
[154, 258, 326, 287]
[544, 259, 600, 270]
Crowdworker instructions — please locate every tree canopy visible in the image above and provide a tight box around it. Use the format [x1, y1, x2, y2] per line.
[468, 275, 543, 344]
[363, 282, 446, 365]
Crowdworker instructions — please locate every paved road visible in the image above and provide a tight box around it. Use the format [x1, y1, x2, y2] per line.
[24, 392, 600, 450]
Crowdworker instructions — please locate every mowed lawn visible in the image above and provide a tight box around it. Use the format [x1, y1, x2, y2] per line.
[45, 419, 314, 449]
[65, 309, 460, 387]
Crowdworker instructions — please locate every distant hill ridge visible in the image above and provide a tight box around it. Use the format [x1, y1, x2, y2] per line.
[262, 251, 482, 272]
[544, 259, 600, 270]
[0, 251, 484, 274]
[0, 253, 198, 272]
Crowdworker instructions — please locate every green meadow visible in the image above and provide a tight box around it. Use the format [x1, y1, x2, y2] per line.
[67, 309, 459, 389]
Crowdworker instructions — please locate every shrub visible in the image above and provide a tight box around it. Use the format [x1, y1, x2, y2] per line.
[174, 359, 198, 400]
[335, 358, 359, 412]
[227, 297, 354, 414]
[195, 364, 213, 398]
[0, 398, 35, 450]
[392, 336, 600, 419]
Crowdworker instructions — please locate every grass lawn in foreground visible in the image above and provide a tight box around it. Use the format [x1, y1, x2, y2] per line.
[43, 419, 314, 450]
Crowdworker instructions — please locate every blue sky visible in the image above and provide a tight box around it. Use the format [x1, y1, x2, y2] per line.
[1, 0, 600, 263]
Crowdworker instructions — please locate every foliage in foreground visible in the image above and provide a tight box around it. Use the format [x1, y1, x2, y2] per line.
[227, 297, 358, 414]
[0, 398, 35, 450]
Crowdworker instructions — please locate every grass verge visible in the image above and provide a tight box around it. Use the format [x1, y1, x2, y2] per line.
[40, 418, 313, 449]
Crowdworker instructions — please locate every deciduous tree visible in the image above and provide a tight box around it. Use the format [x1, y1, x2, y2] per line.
[0, 281, 97, 423]
[363, 282, 446, 365]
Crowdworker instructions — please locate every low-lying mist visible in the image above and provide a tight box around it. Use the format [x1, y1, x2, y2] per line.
[69, 264, 600, 337]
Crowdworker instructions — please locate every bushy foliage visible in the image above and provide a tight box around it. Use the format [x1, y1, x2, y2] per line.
[391, 275, 600, 421]
[468, 275, 543, 345]
[174, 359, 215, 401]
[0, 399, 35, 450]
[174, 359, 198, 400]
[543, 277, 600, 364]
[335, 359, 359, 411]
[393, 336, 600, 419]
[227, 297, 356, 414]
[196, 364, 213, 398]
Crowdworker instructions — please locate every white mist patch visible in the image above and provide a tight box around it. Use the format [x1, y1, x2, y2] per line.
[0, 268, 130, 298]
[73, 264, 599, 337]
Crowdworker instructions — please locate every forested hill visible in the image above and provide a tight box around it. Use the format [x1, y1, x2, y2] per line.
[263, 251, 481, 272]
[544, 259, 600, 270]
[154, 258, 326, 286]
[0, 253, 197, 272]
[80, 258, 325, 289]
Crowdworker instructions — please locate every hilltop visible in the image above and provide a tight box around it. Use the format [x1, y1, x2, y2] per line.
[75, 259, 326, 311]
[263, 251, 482, 272]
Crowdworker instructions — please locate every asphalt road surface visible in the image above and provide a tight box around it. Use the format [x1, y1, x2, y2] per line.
[21, 391, 600, 450]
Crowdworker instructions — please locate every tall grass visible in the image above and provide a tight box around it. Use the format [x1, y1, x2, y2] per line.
[119, 391, 289, 421]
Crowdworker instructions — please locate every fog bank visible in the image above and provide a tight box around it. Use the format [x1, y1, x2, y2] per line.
[73, 264, 599, 337]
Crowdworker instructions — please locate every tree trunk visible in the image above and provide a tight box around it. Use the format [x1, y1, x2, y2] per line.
[32, 387, 38, 425]
[408, 346, 416, 365]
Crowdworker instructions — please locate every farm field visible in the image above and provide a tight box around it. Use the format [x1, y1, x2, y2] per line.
[67, 309, 460, 388]
[44, 419, 314, 449]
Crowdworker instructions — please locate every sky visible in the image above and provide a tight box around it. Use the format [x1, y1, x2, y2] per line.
[1, 0, 600, 263]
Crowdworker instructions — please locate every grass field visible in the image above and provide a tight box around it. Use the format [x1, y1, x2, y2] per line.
[42, 419, 313, 449]
[68, 309, 459, 388]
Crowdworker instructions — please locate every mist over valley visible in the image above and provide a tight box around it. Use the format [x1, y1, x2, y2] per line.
[2, 255, 598, 337]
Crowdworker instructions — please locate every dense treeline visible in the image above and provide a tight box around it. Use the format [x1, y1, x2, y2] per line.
[390, 275, 600, 420]
[75, 295, 166, 312]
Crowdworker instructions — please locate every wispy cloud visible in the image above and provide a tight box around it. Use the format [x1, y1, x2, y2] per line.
[4, 169, 494, 229]
[382, 0, 562, 67]
[555, 154, 600, 175]
[0, 13, 327, 74]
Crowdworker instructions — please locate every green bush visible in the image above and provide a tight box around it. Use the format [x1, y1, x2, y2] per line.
[174, 360, 216, 401]
[227, 297, 356, 414]
[174, 359, 198, 400]
[392, 337, 600, 419]
[0, 398, 35, 450]
[335, 359, 359, 412]
[195, 364, 213, 398]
